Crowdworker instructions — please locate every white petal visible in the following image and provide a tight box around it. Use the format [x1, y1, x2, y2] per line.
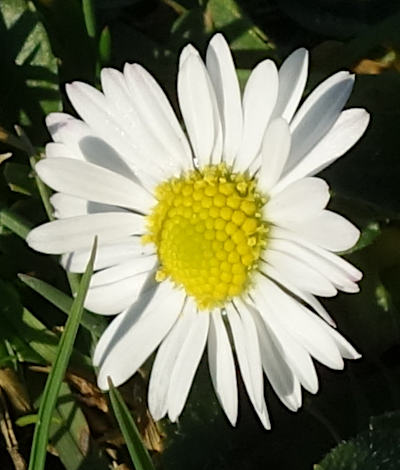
[300, 307, 361, 360]
[226, 302, 271, 429]
[255, 276, 343, 369]
[263, 248, 337, 297]
[97, 281, 185, 389]
[179, 43, 199, 67]
[274, 109, 370, 191]
[272, 48, 308, 122]
[50, 193, 89, 218]
[286, 72, 354, 174]
[208, 310, 238, 425]
[258, 118, 291, 192]
[45, 142, 74, 159]
[101, 68, 182, 178]
[124, 63, 193, 170]
[86, 256, 158, 315]
[251, 285, 318, 393]
[37, 158, 154, 214]
[232, 299, 265, 410]
[46, 113, 86, 161]
[266, 177, 330, 224]
[85, 270, 157, 315]
[235, 60, 279, 171]
[27, 212, 145, 254]
[270, 225, 362, 281]
[61, 237, 154, 272]
[178, 53, 221, 166]
[260, 260, 335, 326]
[206, 33, 243, 165]
[46, 113, 140, 182]
[285, 210, 360, 252]
[167, 309, 209, 421]
[66, 82, 160, 189]
[51, 193, 125, 219]
[269, 238, 359, 292]
[148, 303, 196, 420]
[90, 255, 157, 287]
[290, 72, 352, 131]
[93, 308, 129, 366]
[320, 322, 361, 360]
[64, 84, 133, 159]
[250, 308, 302, 411]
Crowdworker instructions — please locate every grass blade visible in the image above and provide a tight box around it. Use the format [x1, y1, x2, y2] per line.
[0, 208, 33, 239]
[18, 274, 107, 338]
[28, 238, 97, 470]
[108, 378, 155, 470]
[14, 126, 54, 222]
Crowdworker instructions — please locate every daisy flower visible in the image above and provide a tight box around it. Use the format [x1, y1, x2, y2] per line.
[27, 33, 369, 429]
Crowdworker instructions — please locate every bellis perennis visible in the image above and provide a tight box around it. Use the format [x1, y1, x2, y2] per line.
[27, 34, 369, 428]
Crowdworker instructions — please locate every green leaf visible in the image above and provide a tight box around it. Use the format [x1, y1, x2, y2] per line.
[0, 208, 33, 239]
[0, 283, 45, 364]
[19, 273, 108, 339]
[347, 222, 381, 253]
[206, 0, 275, 54]
[108, 379, 155, 470]
[316, 411, 400, 470]
[0, 0, 61, 144]
[15, 413, 61, 427]
[28, 238, 97, 470]
[82, 0, 97, 39]
[47, 382, 109, 470]
[22, 384, 109, 470]
[0, 280, 92, 369]
[3, 161, 38, 196]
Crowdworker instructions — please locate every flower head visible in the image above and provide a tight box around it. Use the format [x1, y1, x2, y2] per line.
[27, 34, 369, 428]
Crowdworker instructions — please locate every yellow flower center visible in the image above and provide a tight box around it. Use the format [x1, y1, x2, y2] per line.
[143, 164, 269, 310]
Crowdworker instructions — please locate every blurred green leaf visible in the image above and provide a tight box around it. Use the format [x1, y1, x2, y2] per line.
[170, 6, 206, 49]
[15, 413, 60, 427]
[0, 282, 45, 364]
[0, 283, 92, 369]
[206, 0, 275, 55]
[0, 207, 34, 238]
[28, 238, 97, 470]
[3, 161, 38, 196]
[108, 379, 156, 470]
[83, 0, 97, 39]
[0, 0, 61, 144]
[19, 273, 108, 339]
[98, 26, 111, 66]
[348, 222, 381, 253]
[316, 411, 400, 470]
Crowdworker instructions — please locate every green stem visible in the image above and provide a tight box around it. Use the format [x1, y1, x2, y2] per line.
[82, 0, 97, 39]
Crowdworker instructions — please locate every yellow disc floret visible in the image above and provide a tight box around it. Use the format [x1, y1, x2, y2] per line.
[143, 164, 269, 310]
